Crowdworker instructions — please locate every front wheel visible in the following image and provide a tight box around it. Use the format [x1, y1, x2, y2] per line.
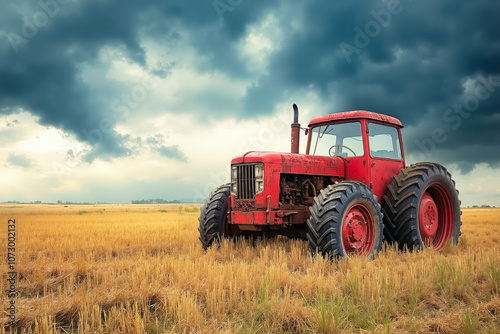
[306, 181, 384, 260]
[198, 184, 241, 249]
[382, 162, 462, 251]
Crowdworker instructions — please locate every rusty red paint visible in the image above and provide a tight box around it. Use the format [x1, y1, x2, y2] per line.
[228, 110, 406, 234]
[231, 152, 345, 209]
[291, 124, 300, 154]
[230, 208, 309, 225]
[309, 110, 403, 128]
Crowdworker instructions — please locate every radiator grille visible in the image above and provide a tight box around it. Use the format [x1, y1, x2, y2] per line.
[236, 164, 256, 199]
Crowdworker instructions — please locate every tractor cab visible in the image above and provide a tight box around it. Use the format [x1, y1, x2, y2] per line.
[306, 111, 405, 201]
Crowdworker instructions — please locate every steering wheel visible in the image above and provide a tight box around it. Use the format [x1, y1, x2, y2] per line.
[329, 145, 356, 157]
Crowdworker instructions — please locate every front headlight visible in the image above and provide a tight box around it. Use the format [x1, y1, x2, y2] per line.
[256, 180, 264, 192]
[231, 166, 237, 196]
[231, 166, 237, 181]
[255, 163, 264, 195]
[255, 163, 264, 179]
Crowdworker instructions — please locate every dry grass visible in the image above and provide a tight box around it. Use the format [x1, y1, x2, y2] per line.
[1, 205, 499, 333]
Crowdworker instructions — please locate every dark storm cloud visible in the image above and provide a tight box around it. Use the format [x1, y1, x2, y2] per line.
[237, 0, 500, 172]
[0, 0, 499, 172]
[0, 0, 272, 160]
[0, 0, 149, 161]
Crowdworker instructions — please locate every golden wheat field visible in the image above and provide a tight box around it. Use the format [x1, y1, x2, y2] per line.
[0, 204, 499, 334]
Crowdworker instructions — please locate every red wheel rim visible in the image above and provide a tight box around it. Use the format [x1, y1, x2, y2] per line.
[419, 183, 454, 250]
[419, 193, 438, 245]
[342, 204, 375, 256]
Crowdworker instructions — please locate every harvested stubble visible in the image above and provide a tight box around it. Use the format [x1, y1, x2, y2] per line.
[0, 205, 499, 333]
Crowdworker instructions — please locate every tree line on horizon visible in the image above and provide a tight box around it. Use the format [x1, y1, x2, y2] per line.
[131, 199, 181, 204]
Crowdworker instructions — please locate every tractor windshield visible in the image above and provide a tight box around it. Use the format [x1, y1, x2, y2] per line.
[309, 122, 364, 157]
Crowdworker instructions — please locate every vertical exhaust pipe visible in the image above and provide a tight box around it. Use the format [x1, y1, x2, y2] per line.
[291, 104, 300, 154]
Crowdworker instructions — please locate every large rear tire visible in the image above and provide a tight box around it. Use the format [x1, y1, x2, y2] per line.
[306, 181, 384, 260]
[382, 162, 462, 251]
[198, 184, 241, 249]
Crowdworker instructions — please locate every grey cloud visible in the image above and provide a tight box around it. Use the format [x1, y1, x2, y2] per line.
[145, 134, 187, 162]
[0, 0, 155, 161]
[7, 153, 35, 168]
[0, 0, 271, 160]
[156, 145, 188, 163]
[145, 134, 164, 147]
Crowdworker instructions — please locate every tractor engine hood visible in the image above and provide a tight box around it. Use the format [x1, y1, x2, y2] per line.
[231, 151, 345, 178]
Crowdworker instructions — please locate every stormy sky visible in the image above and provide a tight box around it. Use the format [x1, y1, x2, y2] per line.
[1, 0, 499, 205]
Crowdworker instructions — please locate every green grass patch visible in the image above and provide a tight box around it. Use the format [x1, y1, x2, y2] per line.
[241, 275, 271, 333]
[183, 207, 199, 213]
[304, 290, 346, 334]
[487, 262, 500, 295]
[462, 308, 480, 334]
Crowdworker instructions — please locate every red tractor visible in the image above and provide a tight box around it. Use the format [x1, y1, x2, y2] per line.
[198, 105, 461, 259]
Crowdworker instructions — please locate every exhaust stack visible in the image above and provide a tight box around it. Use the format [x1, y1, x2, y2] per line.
[291, 104, 300, 154]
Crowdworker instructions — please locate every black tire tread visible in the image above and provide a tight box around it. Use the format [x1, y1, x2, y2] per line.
[306, 181, 384, 260]
[198, 184, 230, 250]
[382, 162, 462, 250]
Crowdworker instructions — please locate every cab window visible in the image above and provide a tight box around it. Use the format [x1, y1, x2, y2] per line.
[309, 122, 364, 158]
[368, 123, 402, 160]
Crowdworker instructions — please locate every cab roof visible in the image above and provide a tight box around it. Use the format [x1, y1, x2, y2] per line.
[308, 110, 403, 128]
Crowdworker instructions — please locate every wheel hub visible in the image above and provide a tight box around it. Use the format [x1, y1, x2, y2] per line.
[343, 208, 369, 251]
[419, 192, 438, 245]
